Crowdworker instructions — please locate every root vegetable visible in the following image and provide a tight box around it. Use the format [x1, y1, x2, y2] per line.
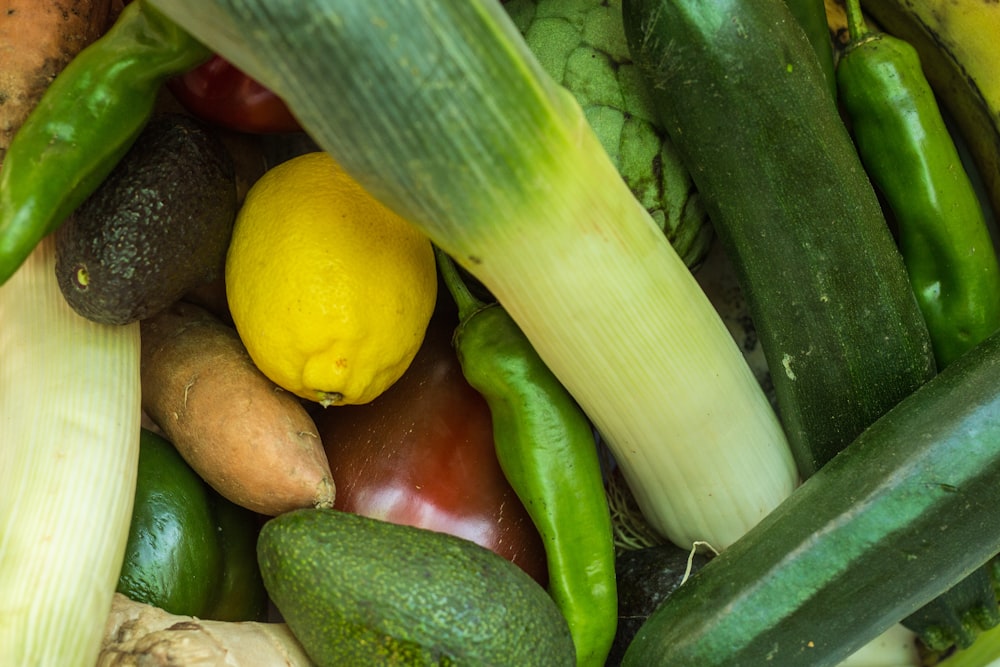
[99, 593, 314, 667]
[0, 0, 112, 158]
[140, 300, 335, 515]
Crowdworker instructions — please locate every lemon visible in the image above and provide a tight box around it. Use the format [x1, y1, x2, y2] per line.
[225, 152, 437, 406]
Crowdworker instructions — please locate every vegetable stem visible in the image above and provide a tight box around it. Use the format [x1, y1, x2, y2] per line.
[434, 245, 486, 323]
[844, 0, 870, 42]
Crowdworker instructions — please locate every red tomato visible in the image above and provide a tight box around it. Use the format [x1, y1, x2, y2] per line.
[167, 55, 301, 134]
[315, 314, 549, 586]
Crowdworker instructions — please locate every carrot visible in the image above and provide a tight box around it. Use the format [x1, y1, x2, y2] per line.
[99, 594, 315, 667]
[140, 300, 335, 515]
[0, 0, 112, 158]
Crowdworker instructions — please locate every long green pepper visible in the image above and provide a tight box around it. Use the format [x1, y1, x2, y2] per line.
[838, 0, 1000, 651]
[436, 249, 617, 667]
[0, 0, 210, 286]
[837, 0, 1000, 369]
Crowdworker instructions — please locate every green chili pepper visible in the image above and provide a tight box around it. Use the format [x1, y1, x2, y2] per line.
[836, 0, 1000, 369]
[435, 248, 617, 667]
[838, 0, 1000, 650]
[0, 0, 210, 286]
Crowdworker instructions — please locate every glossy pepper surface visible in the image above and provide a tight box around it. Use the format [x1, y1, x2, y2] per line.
[838, 0, 1000, 648]
[167, 54, 302, 134]
[836, 0, 1000, 368]
[118, 429, 267, 622]
[436, 249, 617, 667]
[0, 0, 210, 286]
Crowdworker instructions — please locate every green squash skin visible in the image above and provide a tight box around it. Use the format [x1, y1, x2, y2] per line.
[621, 329, 1000, 667]
[623, 0, 937, 479]
[257, 508, 577, 667]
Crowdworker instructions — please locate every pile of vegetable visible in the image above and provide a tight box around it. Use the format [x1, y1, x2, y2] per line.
[2, 0, 1000, 666]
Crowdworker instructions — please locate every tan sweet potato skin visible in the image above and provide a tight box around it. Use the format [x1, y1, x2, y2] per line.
[141, 301, 335, 515]
[0, 0, 112, 157]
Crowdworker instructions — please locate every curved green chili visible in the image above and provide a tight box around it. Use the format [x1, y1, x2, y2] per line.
[0, 0, 210, 286]
[436, 248, 617, 667]
[836, 0, 1000, 368]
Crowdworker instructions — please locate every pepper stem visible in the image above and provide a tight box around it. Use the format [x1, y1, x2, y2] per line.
[434, 245, 488, 323]
[844, 0, 870, 42]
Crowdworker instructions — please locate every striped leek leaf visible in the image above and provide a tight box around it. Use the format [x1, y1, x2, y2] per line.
[0, 237, 142, 665]
[148, 0, 798, 550]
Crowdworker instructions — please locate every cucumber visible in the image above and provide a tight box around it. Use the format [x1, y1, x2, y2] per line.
[620, 329, 1000, 666]
[622, 0, 936, 477]
[257, 508, 576, 666]
[902, 566, 1000, 652]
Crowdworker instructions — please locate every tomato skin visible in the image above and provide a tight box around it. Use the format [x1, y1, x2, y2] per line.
[167, 55, 301, 134]
[316, 315, 549, 586]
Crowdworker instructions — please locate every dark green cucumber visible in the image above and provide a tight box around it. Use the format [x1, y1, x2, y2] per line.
[620, 329, 1000, 667]
[623, 0, 936, 478]
[784, 0, 838, 100]
[902, 566, 1000, 652]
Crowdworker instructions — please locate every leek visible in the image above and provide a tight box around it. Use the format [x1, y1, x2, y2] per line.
[837, 625, 921, 667]
[147, 0, 798, 550]
[0, 237, 142, 665]
[501, 0, 713, 268]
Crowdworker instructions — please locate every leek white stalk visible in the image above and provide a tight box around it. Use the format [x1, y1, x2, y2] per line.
[837, 625, 921, 667]
[0, 237, 141, 665]
[148, 0, 798, 549]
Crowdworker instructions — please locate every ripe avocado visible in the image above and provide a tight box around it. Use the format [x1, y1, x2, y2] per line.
[55, 112, 236, 325]
[257, 508, 576, 666]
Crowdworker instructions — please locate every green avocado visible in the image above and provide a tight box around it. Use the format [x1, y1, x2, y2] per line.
[258, 508, 576, 666]
[55, 112, 236, 325]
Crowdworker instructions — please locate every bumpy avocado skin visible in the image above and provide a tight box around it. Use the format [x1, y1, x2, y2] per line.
[55, 113, 236, 325]
[257, 509, 577, 667]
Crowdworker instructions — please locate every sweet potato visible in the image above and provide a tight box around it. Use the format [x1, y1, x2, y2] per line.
[140, 300, 335, 515]
[0, 0, 112, 158]
[99, 594, 315, 667]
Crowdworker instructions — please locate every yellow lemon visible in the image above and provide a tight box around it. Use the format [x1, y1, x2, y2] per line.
[225, 152, 437, 406]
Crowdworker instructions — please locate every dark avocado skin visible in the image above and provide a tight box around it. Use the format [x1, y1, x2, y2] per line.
[55, 112, 236, 325]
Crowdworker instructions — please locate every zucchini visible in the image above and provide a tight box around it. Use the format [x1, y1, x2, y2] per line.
[620, 329, 1000, 666]
[622, 0, 936, 478]
[902, 566, 1000, 652]
[784, 0, 838, 99]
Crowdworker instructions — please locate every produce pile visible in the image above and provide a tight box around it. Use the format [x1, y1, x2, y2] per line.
[1, 0, 1000, 666]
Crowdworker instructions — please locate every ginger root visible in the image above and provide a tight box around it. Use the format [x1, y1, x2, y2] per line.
[98, 594, 314, 667]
